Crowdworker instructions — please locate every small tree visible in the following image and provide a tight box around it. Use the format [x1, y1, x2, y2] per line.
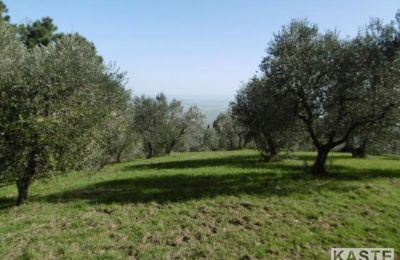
[133, 94, 205, 157]
[345, 115, 400, 157]
[164, 105, 205, 154]
[133, 94, 169, 158]
[84, 67, 133, 165]
[213, 112, 243, 150]
[231, 77, 298, 161]
[191, 125, 219, 151]
[103, 104, 136, 162]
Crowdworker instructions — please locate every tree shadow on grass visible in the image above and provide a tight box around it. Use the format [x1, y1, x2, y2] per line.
[0, 197, 15, 210]
[37, 159, 400, 205]
[283, 153, 353, 161]
[122, 153, 356, 172]
[2, 153, 399, 207]
[39, 170, 351, 205]
[380, 155, 400, 161]
[122, 154, 261, 171]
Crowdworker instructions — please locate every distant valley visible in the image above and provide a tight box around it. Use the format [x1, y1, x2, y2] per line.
[180, 96, 231, 124]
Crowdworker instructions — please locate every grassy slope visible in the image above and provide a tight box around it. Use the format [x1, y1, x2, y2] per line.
[0, 150, 399, 259]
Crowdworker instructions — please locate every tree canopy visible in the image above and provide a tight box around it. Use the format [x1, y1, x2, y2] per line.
[231, 77, 298, 160]
[247, 17, 400, 174]
[0, 0, 10, 22]
[0, 20, 131, 205]
[133, 94, 204, 158]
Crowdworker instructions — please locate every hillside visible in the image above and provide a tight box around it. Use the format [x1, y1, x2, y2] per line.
[1, 150, 399, 259]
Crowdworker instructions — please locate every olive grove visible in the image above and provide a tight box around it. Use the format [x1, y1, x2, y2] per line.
[233, 15, 400, 175]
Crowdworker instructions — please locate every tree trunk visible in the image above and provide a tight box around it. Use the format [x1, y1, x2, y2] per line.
[166, 140, 175, 155]
[243, 134, 251, 147]
[268, 139, 277, 161]
[263, 137, 278, 161]
[146, 143, 153, 159]
[116, 150, 123, 162]
[238, 135, 242, 149]
[264, 150, 277, 161]
[229, 138, 234, 150]
[359, 143, 367, 158]
[16, 150, 37, 206]
[352, 140, 368, 158]
[312, 147, 329, 175]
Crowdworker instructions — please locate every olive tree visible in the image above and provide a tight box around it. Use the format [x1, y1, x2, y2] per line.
[344, 115, 400, 157]
[0, 23, 130, 205]
[101, 102, 135, 163]
[133, 93, 204, 158]
[342, 14, 400, 158]
[260, 19, 400, 175]
[0, 22, 26, 186]
[231, 77, 298, 161]
[164, 105, 205, 153]
[190, 125, 219, 151]
[133, 94, 169, 158]
[212, 112, 248, 150]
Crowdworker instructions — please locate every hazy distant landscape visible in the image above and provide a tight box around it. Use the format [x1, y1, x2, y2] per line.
[180, 96, 231, 124]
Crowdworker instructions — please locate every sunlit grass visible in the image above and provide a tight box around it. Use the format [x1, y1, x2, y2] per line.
[1, 150, 399, 259]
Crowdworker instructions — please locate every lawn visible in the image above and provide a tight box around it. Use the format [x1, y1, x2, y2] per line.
[0, 150, 399, 259]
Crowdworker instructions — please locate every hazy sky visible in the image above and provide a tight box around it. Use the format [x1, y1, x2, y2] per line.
[7, 0, 400, 99]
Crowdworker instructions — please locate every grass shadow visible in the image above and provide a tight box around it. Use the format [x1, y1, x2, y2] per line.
[0, 197, 15, 210]
[380, 155, 400, 161]
[38, 155, 400, 205]
[283, 153, 353, 161]
[123, 152, 360, 172]
[39, 170, 355, 205]
[122, 154, 261, 171]
[3, 152, 400, 207]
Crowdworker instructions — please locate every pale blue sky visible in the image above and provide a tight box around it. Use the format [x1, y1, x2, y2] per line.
[6, 1, 400, 99]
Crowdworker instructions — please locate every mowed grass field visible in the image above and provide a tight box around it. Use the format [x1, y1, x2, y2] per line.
[0, 150, 399, 259]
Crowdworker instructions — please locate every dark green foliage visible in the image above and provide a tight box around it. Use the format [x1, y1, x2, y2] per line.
[17, 17, 58, 48]
[231, 77, 299, 160]
[133, 94, 171, 158]
[212, 112, 248, 150]
[0, 21, 131, 205]
[0, 1, 10, 22]
[258, 18, 400, 174]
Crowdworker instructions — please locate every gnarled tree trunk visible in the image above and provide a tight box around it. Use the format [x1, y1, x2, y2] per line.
[166, 139, 176, 155]
[352, 140, 368, 158]
[146, 142, 153, 159]
[265, 137, 278, 161]
[116, 150, 123, 162]
[16, 149, 38, 206]
[312, 147, 329, 175]
[261, 136, 278, 161]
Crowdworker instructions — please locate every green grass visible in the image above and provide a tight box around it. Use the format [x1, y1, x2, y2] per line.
[1, 150, 400, 259]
